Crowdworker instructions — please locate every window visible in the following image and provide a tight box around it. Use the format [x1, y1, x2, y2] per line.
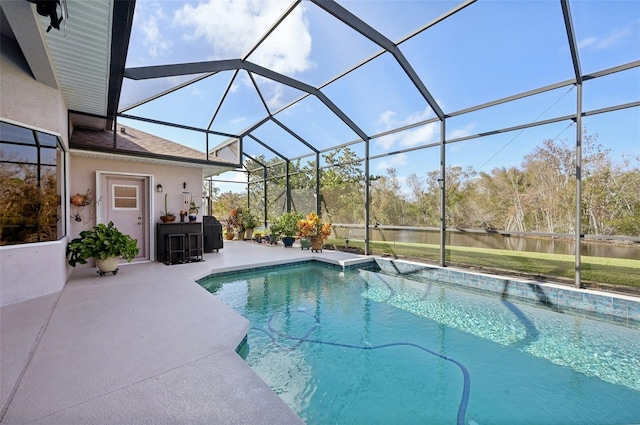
[112, 185, 138, 209]
[0, 121, 65, 245]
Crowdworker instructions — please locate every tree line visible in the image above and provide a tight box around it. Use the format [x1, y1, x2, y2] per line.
[215, 133, 639, 237]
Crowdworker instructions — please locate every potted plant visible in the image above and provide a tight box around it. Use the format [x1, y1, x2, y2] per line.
[66, 221, 140, 276]
[274, 212, 303, 247]
[188, 199, 199, 222]
[240, 209, 258, 240]
[297, 212, 332, 252]
[228, 208, 243, 239]
[160, 193, 176, 223]
[268, 221, 281, 245]
[224, 219, 235, 240]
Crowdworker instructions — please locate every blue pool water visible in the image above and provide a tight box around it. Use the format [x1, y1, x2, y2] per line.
[199, 263, 640, 425]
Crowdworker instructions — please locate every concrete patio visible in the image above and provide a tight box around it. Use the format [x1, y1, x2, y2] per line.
[1, 241, 372, 424]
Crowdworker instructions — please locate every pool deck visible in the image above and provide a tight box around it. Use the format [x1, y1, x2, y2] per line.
[0, 241, 372, 425]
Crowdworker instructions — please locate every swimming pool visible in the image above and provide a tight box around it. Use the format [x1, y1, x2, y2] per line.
[199, 262, 640, 425]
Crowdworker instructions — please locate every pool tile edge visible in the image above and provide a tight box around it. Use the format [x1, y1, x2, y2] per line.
[373, 257, 640, 328]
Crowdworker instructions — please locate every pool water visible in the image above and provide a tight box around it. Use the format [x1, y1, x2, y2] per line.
[199, 263, 640, 425]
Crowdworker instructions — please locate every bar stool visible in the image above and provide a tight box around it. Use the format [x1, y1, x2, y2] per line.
[187, 232, 204, 262]
[166, 233, 186, 264]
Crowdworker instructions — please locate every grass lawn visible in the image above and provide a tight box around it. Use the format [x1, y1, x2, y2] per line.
[328, 238, 640, 289]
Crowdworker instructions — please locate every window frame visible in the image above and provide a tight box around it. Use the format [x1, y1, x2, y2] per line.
[0, 120, 66, 246]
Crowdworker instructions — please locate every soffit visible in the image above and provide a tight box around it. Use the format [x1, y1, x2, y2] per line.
[37, 0, 113, 116]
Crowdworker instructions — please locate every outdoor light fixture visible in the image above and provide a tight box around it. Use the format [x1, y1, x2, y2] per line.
[156, 184, 163, 193]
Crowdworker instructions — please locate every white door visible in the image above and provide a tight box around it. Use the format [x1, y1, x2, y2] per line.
[102, 175, 148, 262]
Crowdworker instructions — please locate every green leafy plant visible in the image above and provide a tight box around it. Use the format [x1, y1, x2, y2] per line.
[66, 221, 140, 267]
[273, 212, 303, 237]
[240, 209, 258, 229]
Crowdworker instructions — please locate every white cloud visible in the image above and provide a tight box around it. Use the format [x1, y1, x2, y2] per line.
[448, 122, 477, 140]
[377, 153, 407, 170]
[173, 0, 312, 75]
[138, 3, 174, 58]
[577, 19, 639, 51]
[172, 0, 313, 111]
[577, 36, 597, 50]
[374, 108, 438, 150]
[265, 85, 284, 110]
[377, 108, 433, 129]
[377, 110, 397, 127]
[595, 25, 633, 49]
[374, 134, 397, 150]
[399, 123, 438, 147]
[230, 117, 246, 125]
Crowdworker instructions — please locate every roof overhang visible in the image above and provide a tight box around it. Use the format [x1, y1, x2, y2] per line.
[37, 0, 115, 117]
[1, 1, 135, 130]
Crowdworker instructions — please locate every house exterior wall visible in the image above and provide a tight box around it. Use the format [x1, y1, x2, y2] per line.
[0, 36, 69, 307]
[69, 155, 204, 261]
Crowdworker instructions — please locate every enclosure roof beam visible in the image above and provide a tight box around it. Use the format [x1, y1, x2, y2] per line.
[207, 69, 240, 131]
[117, 113, 238, 138]
[271, 117, 319, 154]
[247, 134, 289, 161]
[124, 59, 369, 143]
[311, 0, 445, 121]
[561, 0, 582, 84]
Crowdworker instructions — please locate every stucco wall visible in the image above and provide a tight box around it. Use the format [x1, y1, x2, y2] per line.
[0, 36, 69, 306]
[0, 35, 67, 143]
[69, 155, 204, 261]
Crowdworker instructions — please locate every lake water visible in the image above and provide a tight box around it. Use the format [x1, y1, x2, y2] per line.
[333, 227, 640, 260]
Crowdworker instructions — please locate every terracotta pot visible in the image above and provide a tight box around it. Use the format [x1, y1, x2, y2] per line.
[160, 215, 176, 223]
[225, 231, 235, 240]
[70, 194, 87, 207]
[311, 236, 324, 252]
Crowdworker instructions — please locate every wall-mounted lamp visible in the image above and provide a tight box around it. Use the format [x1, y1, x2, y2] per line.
[156, 184, 163, 193]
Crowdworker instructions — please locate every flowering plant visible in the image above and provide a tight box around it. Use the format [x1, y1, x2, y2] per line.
[297, 212, 331, 241]
[227, 208, 241, 230]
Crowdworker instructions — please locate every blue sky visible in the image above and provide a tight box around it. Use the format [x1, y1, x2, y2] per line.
[119, 0, 640, 194]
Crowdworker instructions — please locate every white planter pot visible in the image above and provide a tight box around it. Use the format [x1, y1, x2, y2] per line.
[96, 257, 120, 274]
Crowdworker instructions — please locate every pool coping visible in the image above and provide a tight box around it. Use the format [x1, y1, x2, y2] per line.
[191, 254, 377, 282]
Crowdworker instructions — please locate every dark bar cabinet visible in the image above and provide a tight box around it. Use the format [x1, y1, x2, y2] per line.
[156, 222, 204, 264]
